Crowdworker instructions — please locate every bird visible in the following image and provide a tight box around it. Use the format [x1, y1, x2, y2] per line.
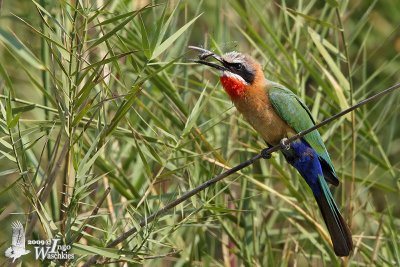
[5, 221, 30, 262]
[189, 46, 353, 257]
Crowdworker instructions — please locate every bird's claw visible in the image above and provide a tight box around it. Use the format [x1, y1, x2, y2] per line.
[261, 148, 271, 159]
[280, 138, 290, 150]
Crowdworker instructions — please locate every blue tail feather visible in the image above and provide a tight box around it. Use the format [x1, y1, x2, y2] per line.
[282, 139, 353, 256]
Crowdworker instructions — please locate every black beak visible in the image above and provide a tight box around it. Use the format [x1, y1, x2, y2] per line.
[188, 46, 228, 72]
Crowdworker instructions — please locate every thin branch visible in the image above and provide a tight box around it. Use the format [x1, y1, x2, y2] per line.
[335, 8, 356, 228]
[83, 82, 400, 266]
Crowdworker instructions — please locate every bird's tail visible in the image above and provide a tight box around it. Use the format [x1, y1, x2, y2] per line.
[315, 175, 353, 256]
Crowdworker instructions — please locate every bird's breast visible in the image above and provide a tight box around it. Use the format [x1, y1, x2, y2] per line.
[232, 87, 293, 145]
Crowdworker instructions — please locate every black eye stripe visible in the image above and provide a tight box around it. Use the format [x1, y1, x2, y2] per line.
[223, 61, 255, 84]
[226, 63, 244, 73]
[231, 63, 243, 70]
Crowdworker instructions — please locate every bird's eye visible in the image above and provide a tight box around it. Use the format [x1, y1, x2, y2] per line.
[232, 63, 243, 70]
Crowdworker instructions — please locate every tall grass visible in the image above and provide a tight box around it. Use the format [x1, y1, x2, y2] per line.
[0, 0, 399, 266]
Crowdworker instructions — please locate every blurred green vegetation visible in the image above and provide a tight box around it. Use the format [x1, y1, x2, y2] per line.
[0, 0, 399, 266]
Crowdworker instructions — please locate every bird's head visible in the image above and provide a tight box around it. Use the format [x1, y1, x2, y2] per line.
[189, 46, 263, 98]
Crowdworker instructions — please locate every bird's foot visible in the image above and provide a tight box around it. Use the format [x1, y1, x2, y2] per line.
[261, 148, 271, 159]
[280, 138, 291, 150]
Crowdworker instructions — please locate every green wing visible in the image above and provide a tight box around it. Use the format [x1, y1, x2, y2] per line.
[268, 83, 339, 185]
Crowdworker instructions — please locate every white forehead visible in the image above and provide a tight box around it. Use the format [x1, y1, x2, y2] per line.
[222, 51, 245, 63]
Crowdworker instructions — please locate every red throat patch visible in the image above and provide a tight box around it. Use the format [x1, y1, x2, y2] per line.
[220, 75, 246, 98]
